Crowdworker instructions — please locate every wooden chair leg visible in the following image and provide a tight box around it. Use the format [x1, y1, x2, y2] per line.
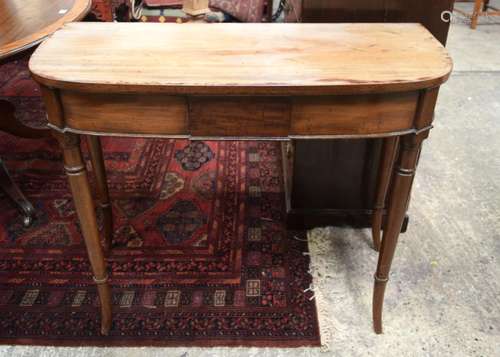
[87, 136, 113, 252]
[371, 137, 398, 251]
[483, 0, 490, 12]
[54, 132, 112, 335]
[471, 0, 483, 29]
[372, 133, 425, 334]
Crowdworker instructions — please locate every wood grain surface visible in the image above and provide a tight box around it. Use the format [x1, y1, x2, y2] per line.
[290, 92, 419, 136]
[60, 91, 188, 135]
[0, 0, 91, 60]
[189, 97, 290, 137]
[47, 90, 424, 138]
[31, 20, 452, 335]
[29, 22, 452, 95]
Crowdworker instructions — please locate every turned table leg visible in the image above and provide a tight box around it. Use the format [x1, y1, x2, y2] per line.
[371, 136, 398, 251]
[471, 0, 483, 29]
[54, 132, 112, 335]
[87, 136, 113, 252]
[372, 87, 438, 334]
[372, 133, 424, 334]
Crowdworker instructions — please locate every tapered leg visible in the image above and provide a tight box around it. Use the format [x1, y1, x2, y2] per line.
[372, 134, 424, 334]
[371, 137, 398, 251]
[471, 0, 483, 29]
[54, 132, 112, 335]
[87, 136, 113, 252]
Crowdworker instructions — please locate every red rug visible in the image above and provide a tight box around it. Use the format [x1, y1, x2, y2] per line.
[0, 57, 320, 346]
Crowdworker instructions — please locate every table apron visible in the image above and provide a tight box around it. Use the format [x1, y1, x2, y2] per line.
[53, 90, 421, 139]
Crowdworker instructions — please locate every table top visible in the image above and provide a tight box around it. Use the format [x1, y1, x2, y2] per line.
[0, 0, 91, 60]
[29, 22, 453, 95]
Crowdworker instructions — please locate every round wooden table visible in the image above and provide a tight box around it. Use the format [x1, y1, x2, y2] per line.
[0, 0, 91, 59]
[0, 0, 91, 225]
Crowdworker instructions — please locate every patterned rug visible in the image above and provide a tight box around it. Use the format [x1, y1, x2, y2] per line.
[0, 58, 320, 347]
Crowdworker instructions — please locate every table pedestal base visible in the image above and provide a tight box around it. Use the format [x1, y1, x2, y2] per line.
[0, 99, 50, 225]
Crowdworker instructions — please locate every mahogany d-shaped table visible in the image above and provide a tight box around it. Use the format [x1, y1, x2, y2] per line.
[29, 22, 452, 335]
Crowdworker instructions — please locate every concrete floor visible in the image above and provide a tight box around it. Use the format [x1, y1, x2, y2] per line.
[1, 6, 500, 357]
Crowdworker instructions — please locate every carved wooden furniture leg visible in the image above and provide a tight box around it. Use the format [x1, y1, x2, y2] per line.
[53, 132, 112, 335]
[371, 137, 398, 251]
[372, 133, 423, 334]
[87, 136, 113, 252]
[471, 0, 483, 29]
[281, 140, 294, 215]
[372, 88, 438, 334]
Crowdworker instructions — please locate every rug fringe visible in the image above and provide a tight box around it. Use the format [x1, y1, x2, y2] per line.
[306, 227, 347, 353]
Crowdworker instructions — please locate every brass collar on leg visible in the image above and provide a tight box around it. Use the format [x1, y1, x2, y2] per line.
[93, 274, 109, 285]
[374, 274, 389, 283]
[64, 164, 86, 175]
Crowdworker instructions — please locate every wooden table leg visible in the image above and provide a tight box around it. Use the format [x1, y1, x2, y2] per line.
[372, 133, 426, 334]
[371, 136, 398, 251]
[87, 136, 113, 252]
[372, 86, 438, 334]
[471, 0, 483, 29]
[53, 132, 112, 335]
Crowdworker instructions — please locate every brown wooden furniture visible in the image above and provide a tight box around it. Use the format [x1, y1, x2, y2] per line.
[0, 0, 91, 59]
[0, 101, 50, 226]
[0, 0, 91, 225]
[290, 0, 456, 45]
[283, 0, 455, 238]
[30, 22, 452, 335]
[455, 0, 500, 29]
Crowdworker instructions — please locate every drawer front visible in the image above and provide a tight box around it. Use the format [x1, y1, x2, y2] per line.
[189, 97, 290, 137]
[57, 91, 419, 138]
[290, 92, 419, 136]
[60, 91, 188, 135]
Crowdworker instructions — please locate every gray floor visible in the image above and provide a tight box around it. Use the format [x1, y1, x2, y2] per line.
[1, 7, 500, 357]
